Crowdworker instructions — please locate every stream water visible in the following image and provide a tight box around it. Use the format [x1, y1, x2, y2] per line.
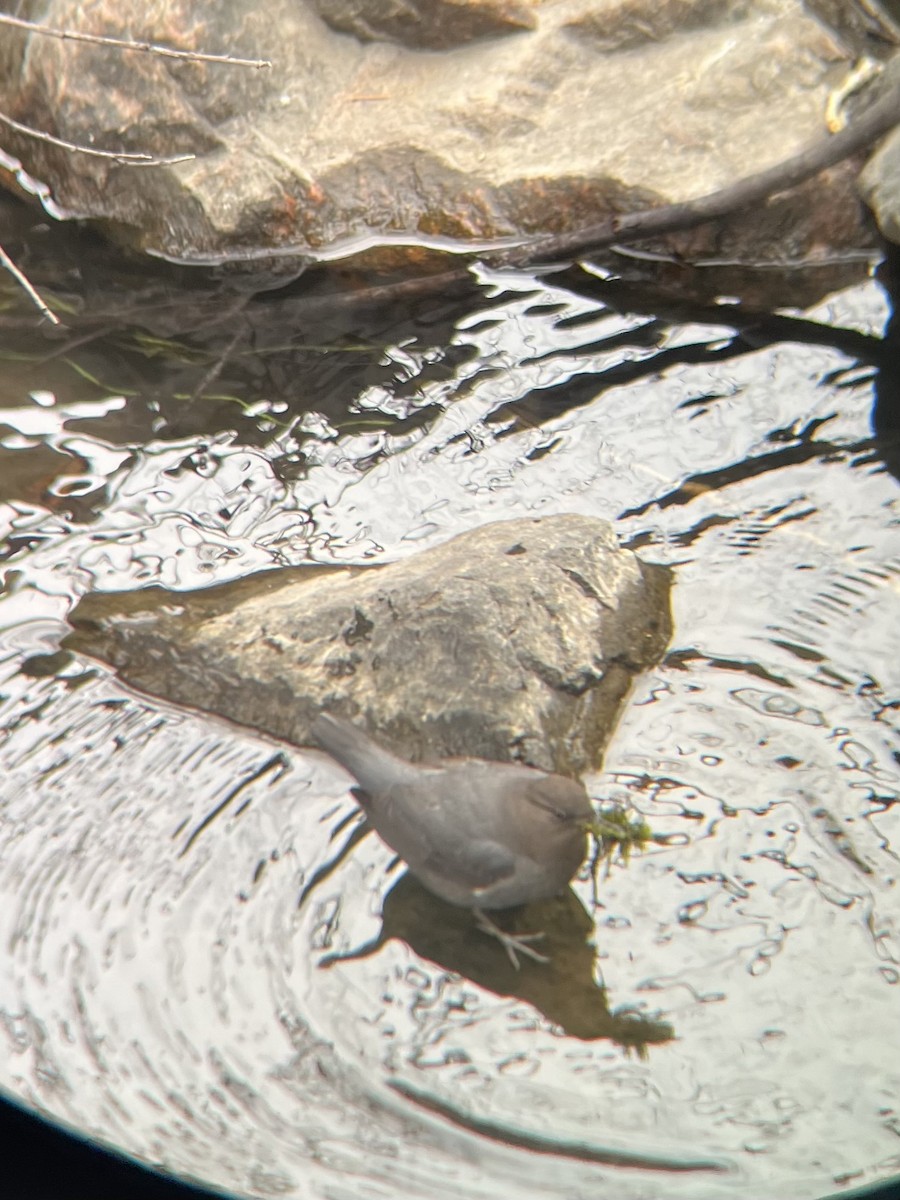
[0, 197, 898, 1200]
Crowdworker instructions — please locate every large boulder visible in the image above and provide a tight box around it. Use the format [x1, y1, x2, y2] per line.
[64, 514, 672, 774]
[0, 0, 885, 268]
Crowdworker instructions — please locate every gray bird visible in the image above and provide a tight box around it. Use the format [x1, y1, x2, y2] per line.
[312, 713, 593, 966]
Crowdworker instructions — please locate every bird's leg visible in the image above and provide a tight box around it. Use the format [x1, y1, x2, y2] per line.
[473, 908, 550, 968]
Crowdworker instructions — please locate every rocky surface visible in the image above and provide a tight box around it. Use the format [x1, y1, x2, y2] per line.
[858, 55, 900, 245]
[311, 0, 538, 49]
[64, 514, 672, 775]
[0, 0, 891, 269]
[862, 124, 900, 241]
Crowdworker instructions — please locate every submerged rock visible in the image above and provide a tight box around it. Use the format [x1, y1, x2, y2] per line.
[65, 514, 672, 774]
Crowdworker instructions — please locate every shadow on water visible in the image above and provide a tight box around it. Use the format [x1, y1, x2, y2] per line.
[872, 243, 900, 483]
[318, 873, 674, 1049]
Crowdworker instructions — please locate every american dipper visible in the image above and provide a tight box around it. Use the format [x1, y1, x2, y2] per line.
[312, 713, 593, 966]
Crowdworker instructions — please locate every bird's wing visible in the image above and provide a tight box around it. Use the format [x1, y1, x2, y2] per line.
[367, 777, 517, 890]
[419, 835, 517, 891]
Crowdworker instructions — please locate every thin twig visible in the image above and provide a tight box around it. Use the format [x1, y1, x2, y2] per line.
[0, 13, 271, 69]
[0, 110, 195, 165]
[0, 243, 60, 324]
[189, 324, 246, 403]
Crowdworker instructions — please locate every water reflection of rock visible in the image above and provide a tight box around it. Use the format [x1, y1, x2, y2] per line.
[321, 874, 674, 1049]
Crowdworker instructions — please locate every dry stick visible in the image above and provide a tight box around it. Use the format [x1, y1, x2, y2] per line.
[0, 242, 60, 324]
[0, 13, 271, 69]
[188, 324, 246, 403]
[0, 110, 194, 165]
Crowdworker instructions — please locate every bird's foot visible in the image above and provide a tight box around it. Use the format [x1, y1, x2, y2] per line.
[474, 909, 550, 968]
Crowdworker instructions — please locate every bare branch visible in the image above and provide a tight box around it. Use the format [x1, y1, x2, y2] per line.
[0, 243, 61, 325]
[0, 111, 195, 166]
[0, 13, 271, 69]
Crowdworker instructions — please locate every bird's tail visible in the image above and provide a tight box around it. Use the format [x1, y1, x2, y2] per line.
[312, 713, 412, 791]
